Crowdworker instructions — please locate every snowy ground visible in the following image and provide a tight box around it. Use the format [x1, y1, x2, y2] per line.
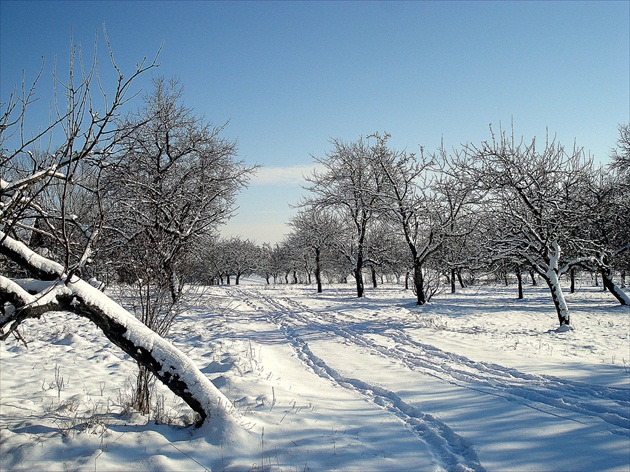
[1, 281, 629, 471]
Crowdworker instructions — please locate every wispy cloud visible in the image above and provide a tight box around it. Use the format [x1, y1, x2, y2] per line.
[251, 164, 321, 186]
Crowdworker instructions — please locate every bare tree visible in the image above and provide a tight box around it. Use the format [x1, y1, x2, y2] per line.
[288, 207, 341, 293]
[610, 123, 630, 177]
[106, 77, 251, 297]
[462, 128, 596, 329]
[256, 242, 292, 285]
[581, 162, 629, 304]
[372, 134, 473, 305]
[100, 77, 254, 412]
[215, 237, 259, 285]
[303, 136, 386, 297]
[1, 38, 236, 426]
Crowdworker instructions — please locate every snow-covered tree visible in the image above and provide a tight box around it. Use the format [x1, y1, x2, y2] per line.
[581, 161, 629, 304]
[217, 237, 260, 285]
[303, 136, 386, 297]
[610, 123, 630, 177]
[99, 77, 253, 412]
[0, 39, 236, 426]
[288, 207, 341, 293]
[256, 242, 291, 284]
[462, 129, 596, 329]
[372, 134, 474, 304]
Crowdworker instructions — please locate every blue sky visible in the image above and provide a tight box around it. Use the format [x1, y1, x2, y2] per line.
[1, 1, 628, 243]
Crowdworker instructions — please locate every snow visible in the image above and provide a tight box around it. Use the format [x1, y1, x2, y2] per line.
[67, 278, 237, 421]
[1, 282, 629, 471]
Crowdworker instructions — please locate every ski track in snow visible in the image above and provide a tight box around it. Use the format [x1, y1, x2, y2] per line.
[230, 286, 487, 472]
[278, 291, 628, 432]
[228, 285, 629, 470]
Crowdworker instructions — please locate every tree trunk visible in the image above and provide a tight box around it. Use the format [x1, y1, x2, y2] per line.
[371, 266, 377, 288]
[450, 268, 456, 294]
[72, 280, 235, 426]
[414, 260, 426, 305]
[457, 269, 466, 289]
[544, 274, 570, 327]
[601, 266, 630, 305]
[315, 248, 322, 293]
[355, 269, 365, 297]
[355, 254, 365, 297]
[516, 266, 523, 300]
[404, 271, 410, 290]
[529, 269, 537, 286]
[235, 273, 240, 285]
[226, 274, 231, 285]
[134, 363, 153, 414]
[545, 242, 570, 327]
[352, 263, 365, 298]
[569, 268, 575, 294]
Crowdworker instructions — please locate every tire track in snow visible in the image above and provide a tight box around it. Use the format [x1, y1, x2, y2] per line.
[229, 287, 486, 472]
[259, 290, 630, 434]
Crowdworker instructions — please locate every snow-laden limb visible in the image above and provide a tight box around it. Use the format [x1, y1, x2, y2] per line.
[0, 275, 70, 339]
[0, 231, 64, 280]
[67, 278, 237, 425]
[0, 167, 66, 194]
[0, 231, 236, 426]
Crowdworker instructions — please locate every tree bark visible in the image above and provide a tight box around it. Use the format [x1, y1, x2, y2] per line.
[414, 261, 426, 305]
[315, 248, 322, 293]
[544, 274, 570, 327]
[516, 266, 523, 300]
[371, 266, 377, 288]
[601, 267, 630, 305]
[544, 242, 570, 327]
[450, 268, 456, 294]
[134, 363, 152, 414]
[354, 269, 365, 297]
[355, 253, 365, 298]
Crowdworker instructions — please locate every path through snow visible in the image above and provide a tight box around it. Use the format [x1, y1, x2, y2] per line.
[1, 283, 629, 471]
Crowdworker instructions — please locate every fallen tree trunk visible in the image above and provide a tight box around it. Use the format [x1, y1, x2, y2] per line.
[0, 231, 235, 427]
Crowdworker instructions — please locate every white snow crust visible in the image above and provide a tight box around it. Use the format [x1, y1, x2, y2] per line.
[1, 281, 628, 471]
